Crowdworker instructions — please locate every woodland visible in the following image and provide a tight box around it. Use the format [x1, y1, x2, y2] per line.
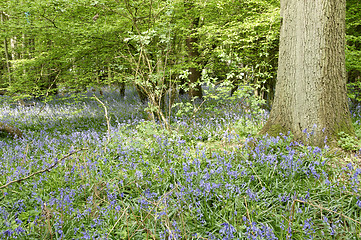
[0, 0, 361, 239]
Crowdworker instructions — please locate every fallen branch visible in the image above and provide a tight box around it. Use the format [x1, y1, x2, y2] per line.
[0, 148, 87, 189]
[0, 122, 23, 138]
[107, 206, 129, 238]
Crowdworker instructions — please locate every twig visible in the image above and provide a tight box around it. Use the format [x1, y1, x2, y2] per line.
[244, 196, 252, 222]
[191, 99, 206, 119]
[107, 206, 129, 238]
[93, 183, 110, 205]
[180, 212, 187, 239]
[116, 194, 130, 240]
[244, 196, 254, 236]
[145, 228, 157, 240]
[250, 166, 264, 188]
[161, 197, 176, 240]
[22, 143, 29, 166]
[287, 193, 297, 239]
[295, 199, 361, 225]
[42, 203, 53, 239]
[93, 94, 111, 151]
[129, 185, 178, 239]
[0, 148, 87, 189]
[162, 217, 174, 240]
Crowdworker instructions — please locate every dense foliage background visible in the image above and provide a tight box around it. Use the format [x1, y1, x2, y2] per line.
[0, 0, 360, 105]
[1, 0, 278, 102]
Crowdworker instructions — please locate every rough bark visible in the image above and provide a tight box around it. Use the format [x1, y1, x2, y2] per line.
[261, 0, 353, 146]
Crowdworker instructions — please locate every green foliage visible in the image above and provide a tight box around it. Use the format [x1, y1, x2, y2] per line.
[346, 0, 361, 104]
[0, 0, 360, 109]
[233, 118, 261, 138]
[197, 0, 280, 102]
[0, 0, 281, 104]
[337, 131, 360, 151]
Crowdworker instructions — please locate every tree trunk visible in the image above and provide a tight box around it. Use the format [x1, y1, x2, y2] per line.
[3, 37, 11, 83]
[1, 12, 11, 84]
[261, 0, 353, 146]
[185, 1, 203, 100]
[118, 82, 125, 98]
[135, 84, 148, 103]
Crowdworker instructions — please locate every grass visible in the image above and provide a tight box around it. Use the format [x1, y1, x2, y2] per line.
[0, 87, 360, 239]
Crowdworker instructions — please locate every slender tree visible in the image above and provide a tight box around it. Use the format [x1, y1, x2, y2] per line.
[185, 0, 203, 100]
[1, 11, 11, 84]
[261, 0, 354, 146]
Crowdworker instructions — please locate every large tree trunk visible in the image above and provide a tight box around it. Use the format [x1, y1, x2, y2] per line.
[261, 0, 353, 146]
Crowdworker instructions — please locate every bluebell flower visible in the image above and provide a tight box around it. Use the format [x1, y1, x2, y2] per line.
[356, 199, 361, 208]
[220, 222, 236, 239]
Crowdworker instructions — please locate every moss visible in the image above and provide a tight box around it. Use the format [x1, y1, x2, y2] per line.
[336, 120, 355, 136]
[260, 123, 288, 137]
[260, 115, 356, 148]
[326, 119, 356, 147]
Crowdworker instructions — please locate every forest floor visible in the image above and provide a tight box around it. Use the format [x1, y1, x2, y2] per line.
[0, 88, 360, 239]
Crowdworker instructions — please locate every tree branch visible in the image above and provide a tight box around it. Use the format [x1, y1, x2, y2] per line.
[0, 148, 87, 189]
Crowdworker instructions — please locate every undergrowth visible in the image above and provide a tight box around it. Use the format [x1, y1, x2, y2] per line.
[0, 88, 360, 239]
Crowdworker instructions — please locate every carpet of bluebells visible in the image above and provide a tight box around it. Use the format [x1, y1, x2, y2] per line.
[0, 88, 361, 239]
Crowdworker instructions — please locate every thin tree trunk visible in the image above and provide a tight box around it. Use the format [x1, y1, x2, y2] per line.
[1, 12, 11, 84]
[261, 0, 353, 146]
[3, 38, 11, 83]
[119, 82, 125, 98]
[10, 36, 17, 61]
[185, 1, 202, 100]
